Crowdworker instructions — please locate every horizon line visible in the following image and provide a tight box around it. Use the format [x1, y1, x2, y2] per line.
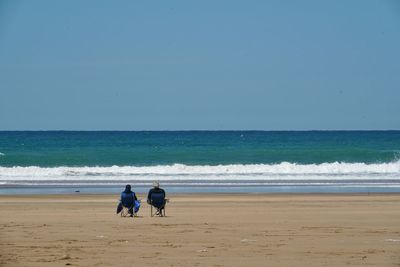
[0, 129, 399, 132]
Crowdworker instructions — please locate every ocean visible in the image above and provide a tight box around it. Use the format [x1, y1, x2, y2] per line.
[1, 131, 400, 194]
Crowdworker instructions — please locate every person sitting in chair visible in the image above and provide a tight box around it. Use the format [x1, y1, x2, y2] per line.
[117, 184, 140, 217]
[147, 181, 166, 216]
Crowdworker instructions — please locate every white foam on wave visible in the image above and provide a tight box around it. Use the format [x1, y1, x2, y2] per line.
[0, 152, 5, 156]
[0, 161, 399, 183]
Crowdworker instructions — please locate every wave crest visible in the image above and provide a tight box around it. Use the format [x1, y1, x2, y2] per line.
[0, 161, 399, 181]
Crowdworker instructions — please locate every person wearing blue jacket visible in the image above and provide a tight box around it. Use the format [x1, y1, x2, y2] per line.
[117, 184, 140, 217]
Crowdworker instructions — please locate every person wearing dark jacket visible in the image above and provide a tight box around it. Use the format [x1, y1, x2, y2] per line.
[117, 184, 140, 217]
[147, 181, 166, 215]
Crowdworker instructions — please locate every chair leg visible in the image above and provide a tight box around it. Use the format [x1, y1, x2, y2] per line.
[160, 207, 165, 217]
[151, 205, 153, 217]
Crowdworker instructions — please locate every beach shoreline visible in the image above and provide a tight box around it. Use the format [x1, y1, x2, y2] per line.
[1, 193, 399, 266]
[2, 184, 400, 195]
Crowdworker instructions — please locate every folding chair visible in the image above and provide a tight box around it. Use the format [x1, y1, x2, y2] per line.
[120, 204, 135, 217]
[150, 192, 168, 217]
[118, 199, 140, 217]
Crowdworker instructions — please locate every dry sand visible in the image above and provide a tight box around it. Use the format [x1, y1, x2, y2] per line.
[1, 193, 400, 267]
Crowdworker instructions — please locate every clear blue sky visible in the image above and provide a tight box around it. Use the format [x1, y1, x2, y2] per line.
[0, 0, 399, 130]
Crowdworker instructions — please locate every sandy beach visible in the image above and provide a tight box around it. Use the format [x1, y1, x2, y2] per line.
[1, 193, 399, 267]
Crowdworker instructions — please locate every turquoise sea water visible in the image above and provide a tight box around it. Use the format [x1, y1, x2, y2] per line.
[1, 131, 400, 194]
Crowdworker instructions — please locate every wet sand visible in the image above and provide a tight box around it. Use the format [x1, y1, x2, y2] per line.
[1, 193, 400, 266]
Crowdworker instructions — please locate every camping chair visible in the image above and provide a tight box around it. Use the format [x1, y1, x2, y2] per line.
[120, 204, 135, 217]
[118, 193, 140, 217]
[150, 192, 168, 217]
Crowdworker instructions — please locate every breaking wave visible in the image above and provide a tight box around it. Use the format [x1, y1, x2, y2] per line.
[0, 161, 399, 186]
